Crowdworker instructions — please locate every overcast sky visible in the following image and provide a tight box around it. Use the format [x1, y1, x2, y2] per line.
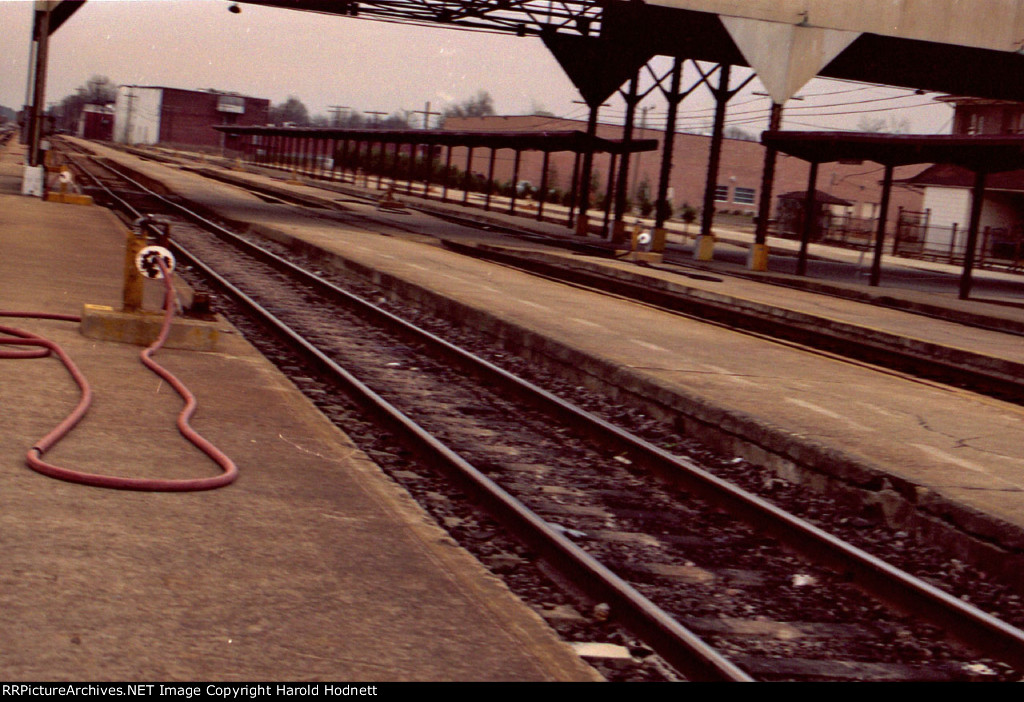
[1, 0, 955, 134]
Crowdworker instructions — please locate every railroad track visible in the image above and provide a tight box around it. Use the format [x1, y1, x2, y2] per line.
[90, 142, 1024, 407]
[439, 241, 1024, 406]
[63, 146, 1024, 682]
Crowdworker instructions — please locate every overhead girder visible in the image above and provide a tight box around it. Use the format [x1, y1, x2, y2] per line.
[238, 0, 1024, 103]
[235, 0, 604, 38]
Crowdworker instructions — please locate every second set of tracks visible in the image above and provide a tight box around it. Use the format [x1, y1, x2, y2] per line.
[65, 144, 1024, 681]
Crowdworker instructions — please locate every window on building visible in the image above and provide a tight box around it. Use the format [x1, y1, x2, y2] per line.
[217, 95, 245, 114]
[714, 184, 729, 201]
[968, 113, 985, 135]
[733, 187, 756, 205]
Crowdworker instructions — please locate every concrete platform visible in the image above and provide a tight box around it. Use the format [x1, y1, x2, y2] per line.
[0, 143, 600, 681]
[70, 139, 1024, 589]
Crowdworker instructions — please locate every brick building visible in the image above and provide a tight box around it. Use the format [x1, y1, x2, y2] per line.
[113, 86, 269, 150]
[77, 104, 114, 141]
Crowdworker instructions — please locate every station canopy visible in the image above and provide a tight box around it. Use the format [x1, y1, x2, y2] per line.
[215, 125, 658, 155]
[236, 0, 1024, 105]
[761, 132, 1024, 173]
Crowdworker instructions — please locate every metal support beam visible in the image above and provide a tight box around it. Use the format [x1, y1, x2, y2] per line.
[485, 147, 497, 210]
[796, 161, 819, 277]
[576, 103, 600, 231]
[509, 149, 522, 214]
[568, 150, 581, 227]
[27, 4, 52, 168]
[700, 64, 732, 242]
[612, 73, 640, 242]
[538, 150, 551, 221]
[655, 58, 684, 231]
[604, 152, 618, 233]
[463, 147, 474, 205]
[960, 169, 988, 300]
[442, 145, 453, 202]
[870, 164, 895, 287]
[751, 102, 784, 270]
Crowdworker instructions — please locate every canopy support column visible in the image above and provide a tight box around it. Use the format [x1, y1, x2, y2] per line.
[870, 164, 895, 287]
[796, 161, 819, 277]
[960, 169, 988, 300]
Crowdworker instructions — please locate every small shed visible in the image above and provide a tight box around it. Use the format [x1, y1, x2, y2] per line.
[776, 189, 853, 239]
[78, 104, 114, 141]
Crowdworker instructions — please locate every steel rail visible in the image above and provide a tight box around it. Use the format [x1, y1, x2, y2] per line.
[167, 235, 753, 683]
[86, 155, 1024, 674]
[82, 155, 750, 681]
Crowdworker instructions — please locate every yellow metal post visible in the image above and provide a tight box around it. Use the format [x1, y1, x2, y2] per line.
[122, 227, 147, 312]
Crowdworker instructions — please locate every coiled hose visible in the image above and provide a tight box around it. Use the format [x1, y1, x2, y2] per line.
[0, 264, 237, 491]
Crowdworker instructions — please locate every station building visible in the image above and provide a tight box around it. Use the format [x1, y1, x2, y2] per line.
[904, 97, 1024, 264]
[113, 85, 270, 150]
[442, 114, 927, 234]
[76, 104, 115, 141]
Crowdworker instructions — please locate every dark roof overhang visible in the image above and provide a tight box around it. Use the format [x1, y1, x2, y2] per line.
[214, 125, 658, 155]
[762, 131, 1024, 173]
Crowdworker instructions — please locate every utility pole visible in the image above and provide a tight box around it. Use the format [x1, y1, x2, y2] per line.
[328, 105, 349, 127]
[364, 111, 387, 128]
[125, 86, 136, 145]
[412, 102, 440, 130]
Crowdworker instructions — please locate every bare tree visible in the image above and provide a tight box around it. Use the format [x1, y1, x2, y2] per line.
[857, 114, 912, 134]
[270, 96, 310, 125]
[442, 91, 496, 124]
[54, 75, 116, 131]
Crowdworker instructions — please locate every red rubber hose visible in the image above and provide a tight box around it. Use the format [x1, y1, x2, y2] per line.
[0, 269, 238, 491]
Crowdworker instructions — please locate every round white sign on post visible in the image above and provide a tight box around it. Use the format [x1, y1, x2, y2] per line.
[136, 246, 176, 279]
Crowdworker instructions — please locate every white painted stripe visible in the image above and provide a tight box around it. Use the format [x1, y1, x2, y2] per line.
[785, 397, 875, 433]
[703, 364, 756, 386]
[629, 339, 670, 353]
[406, 263, 429, 271]
[911, 443, 987, 474]
[569, 317, 606, 329]
[515, 299, 550, 311]
[786, 397, 843, 420]
[854, 401, 902, 419]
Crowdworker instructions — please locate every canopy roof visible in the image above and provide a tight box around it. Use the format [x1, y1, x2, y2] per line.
[215, 125, 659, 155]
[237, 1, 1024, 103]
[761, 131, 1024, 173]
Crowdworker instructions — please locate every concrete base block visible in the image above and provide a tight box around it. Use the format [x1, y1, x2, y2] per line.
[45, 192, 94, 206]
[80, 304, 221, 352]
[694, 234, 716, 261]
[652, 227, 668, 253]
[610, 221, 628, 245]
[21, 165, 44, 197]
[614, 250, 663, 264]
[748, 243, 770, 271]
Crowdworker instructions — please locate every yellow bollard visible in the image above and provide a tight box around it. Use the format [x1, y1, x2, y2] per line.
[122, 227, 148, 312]
[652, 227, 668, 253]
[694, 233, 716, 261]
[575, 214, 590, 237]
[748, 243, 770, 271]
